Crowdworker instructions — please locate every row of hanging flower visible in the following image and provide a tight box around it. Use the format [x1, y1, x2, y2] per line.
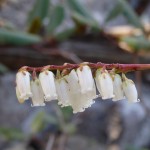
[16, 65, 139, 113]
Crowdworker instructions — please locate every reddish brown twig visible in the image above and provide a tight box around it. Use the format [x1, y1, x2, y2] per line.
[19, 62, 150, 74]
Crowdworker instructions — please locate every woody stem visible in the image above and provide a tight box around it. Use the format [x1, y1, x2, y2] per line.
[20, 62, 150, 73]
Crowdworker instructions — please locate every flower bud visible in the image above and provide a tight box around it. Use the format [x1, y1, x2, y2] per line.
[39, 70, 57, 101]
[95, 69, 114, 99]
[122, 74, 139, 103]
[112, 74, 124, 101]
[31, 79, 45, 107]
[16, 71, 32, 103]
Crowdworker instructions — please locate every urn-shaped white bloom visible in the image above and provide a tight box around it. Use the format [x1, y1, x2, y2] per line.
[77, 65, 95, 94]
[122, 74, 139, 103]
[65, 69, 85, 113]
[39, 70, 57, 101]
[77, 65, 97, 106]
[112, 74, 124, 101]
[16, 71, 32, 103]
[95, 69, 114, 99]
[65, 69, 95, 113]
[31, 79, 45, 106]
[55, 78, 71, 107]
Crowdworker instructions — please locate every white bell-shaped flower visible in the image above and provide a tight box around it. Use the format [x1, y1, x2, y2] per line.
[31, 79, 45, 106]
[16, 71, 32, 102]
[55, 78, 71, 107]
[65, 70, 85, 113]
[65, 69, 95, 113]
[77, 65, 97, 105]
[95, 69, 114, 99]
[112, 74, 125, 101]
[39, 70, 57, 101]
[77, 65, 95, 94]
[122, 74, 139, 103]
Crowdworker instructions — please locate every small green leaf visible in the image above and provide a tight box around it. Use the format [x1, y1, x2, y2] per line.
[67, 0, 100, 29]
[27, 0, 50, 33]
[61, 106, 73, 121]
[0, 28, 42, 46]
[67, 0, 93, 19]
[72, 12, 100, 29]
[105, 3, 123, 23]
[117, 0, 143, 30]
[105, 0, 144, 31]
[28, 0, 50, 23]
[47, 5, 65, 35]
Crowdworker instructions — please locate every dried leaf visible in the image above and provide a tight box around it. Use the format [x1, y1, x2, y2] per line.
[121, 36, 150, 51]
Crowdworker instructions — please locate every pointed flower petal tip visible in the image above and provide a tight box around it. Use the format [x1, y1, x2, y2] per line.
[16, 87, 24, 103]
[122, 74, 139, 103]
[113, 74, 125, 101]
[44, 95, 58, 101]
[39, 70, 58, 101]
[16, 71, 32, 102]
[73, 108, 85, 114]
[95, 69, 114, 100]
[31, 103, 46, 107]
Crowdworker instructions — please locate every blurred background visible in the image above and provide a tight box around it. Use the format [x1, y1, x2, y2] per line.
[0, 0, 150, 150]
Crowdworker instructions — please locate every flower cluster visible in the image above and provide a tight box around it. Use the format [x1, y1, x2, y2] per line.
[16, 65, 139, 113]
